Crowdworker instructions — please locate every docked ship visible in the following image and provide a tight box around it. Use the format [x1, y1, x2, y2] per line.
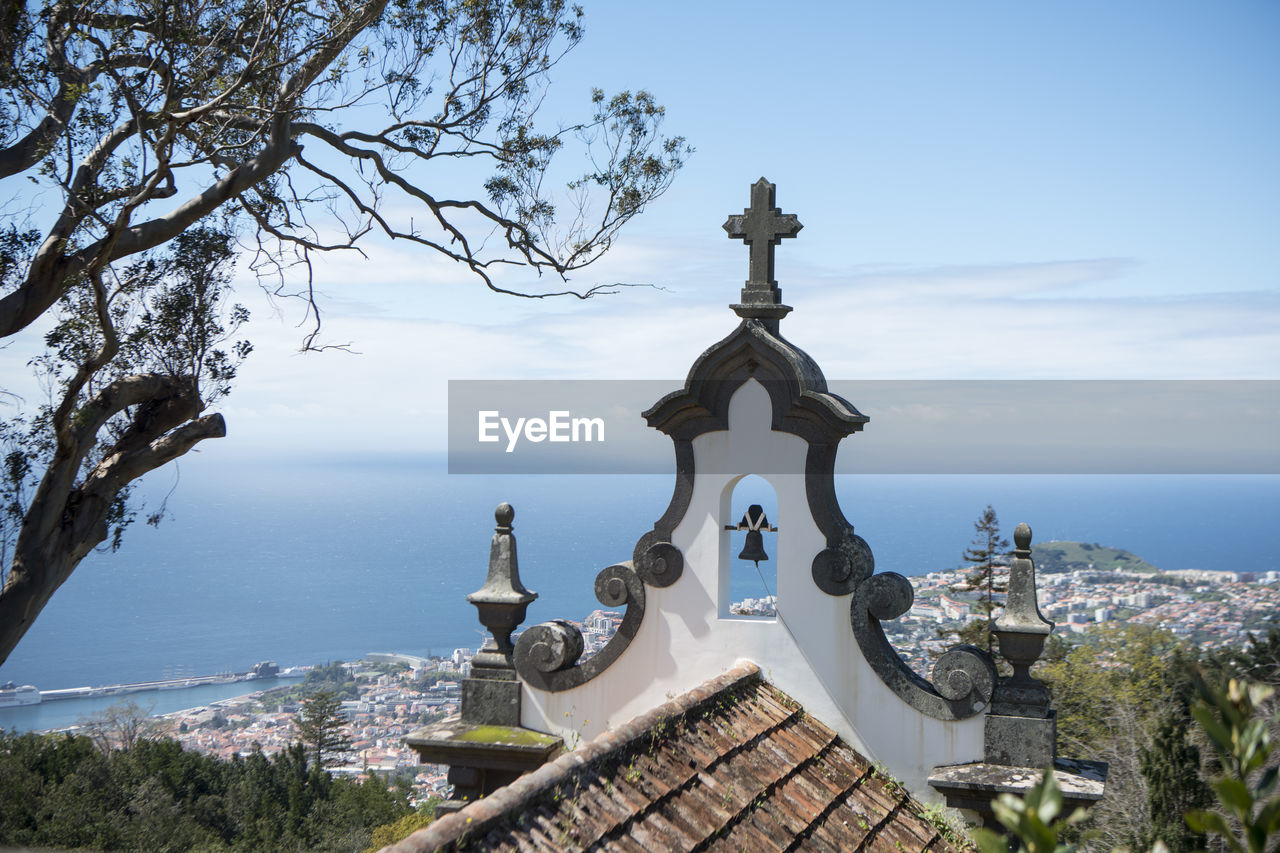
[0, 681, 42, 707]
[247, 661, 280, 679]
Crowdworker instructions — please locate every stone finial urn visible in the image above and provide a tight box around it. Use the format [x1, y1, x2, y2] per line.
[467, 502, 537, 672]
[990, 522, 1054, 718]
[405, 502, 561, 811]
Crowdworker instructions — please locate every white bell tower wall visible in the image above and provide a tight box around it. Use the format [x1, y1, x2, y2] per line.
[520, 380, 984, 798]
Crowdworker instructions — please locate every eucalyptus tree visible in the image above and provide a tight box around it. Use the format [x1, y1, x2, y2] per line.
[0, 0, 688, 664]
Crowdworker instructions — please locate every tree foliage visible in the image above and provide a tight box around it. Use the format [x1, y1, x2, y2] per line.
[1031, 624, 1280, 852]
[362, 801, 439, 853]
[948, 504, 1009, 653]
[0, 0, 688, 666]
[0, 731, 409, 851]
[1141, 707, 1209, 853]
[275, 660, 361, 704]
[973, 667, 1279, 853]
[295, 689, 353, 768]
[1036, 624, 1193, 850]
[1185, 676, 1280, 853]
[76, 698, 173, 753]
[1, 225, 247, 664]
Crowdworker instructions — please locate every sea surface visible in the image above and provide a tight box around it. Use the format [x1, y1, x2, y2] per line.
[1, 452, 1277, 733]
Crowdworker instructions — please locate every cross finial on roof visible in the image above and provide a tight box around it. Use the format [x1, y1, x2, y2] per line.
[724, 178, 801, 324]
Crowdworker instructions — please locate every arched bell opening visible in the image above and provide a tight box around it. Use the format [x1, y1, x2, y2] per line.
[719, 474, 779, 621]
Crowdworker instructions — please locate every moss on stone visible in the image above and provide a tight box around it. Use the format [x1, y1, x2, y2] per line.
[453, 725, 560, 747]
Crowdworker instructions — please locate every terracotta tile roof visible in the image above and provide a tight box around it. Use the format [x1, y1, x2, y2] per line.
[383, 663, 970, 853]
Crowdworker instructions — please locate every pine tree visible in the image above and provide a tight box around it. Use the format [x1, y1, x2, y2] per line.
[954, 505, 1009, 653]
[294, 690, 353, 769]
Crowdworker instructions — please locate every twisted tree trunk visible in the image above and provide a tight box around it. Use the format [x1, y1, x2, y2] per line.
[0, 375, 225, 666]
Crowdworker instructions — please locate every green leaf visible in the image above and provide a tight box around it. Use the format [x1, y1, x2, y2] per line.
[1192, 704, 1234, 753]
[1256, 764, 1278, 798]
[1186, 810, 1246, 853]
[1029, 820, 1058, 853]
[1034, 777, 1063, 825]
[1256, 797, 1280, 833]
[1212, 777, 1253, 818]
[1246, 682, 1274, 707]
[971, 827, 1010, 853]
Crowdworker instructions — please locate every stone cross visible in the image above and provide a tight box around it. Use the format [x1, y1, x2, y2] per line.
[723, 178, 802, 313]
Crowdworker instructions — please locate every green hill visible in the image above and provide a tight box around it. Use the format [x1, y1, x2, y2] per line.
[1032, 540, 1161, 574]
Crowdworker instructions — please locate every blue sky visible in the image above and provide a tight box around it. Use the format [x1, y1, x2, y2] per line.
[3, 1, 1277, 456]
[1, 2, 1277, 690]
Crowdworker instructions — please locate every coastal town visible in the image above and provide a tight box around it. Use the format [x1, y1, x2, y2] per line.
[897, 563, 1280, 673]
[155, 612, 629, 804]
[30, 555, 1279, 806]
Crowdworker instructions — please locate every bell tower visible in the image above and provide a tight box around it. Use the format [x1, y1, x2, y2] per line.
[399, 178, 1109, 816]
[502, 178, 1008, 798]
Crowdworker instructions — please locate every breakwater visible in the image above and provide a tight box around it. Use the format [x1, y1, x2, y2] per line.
[39, 668, 299, 702]
[0, 675, 304, 734]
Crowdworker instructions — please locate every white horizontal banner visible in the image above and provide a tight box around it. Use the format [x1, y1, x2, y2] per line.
[447, 380, 1279, 474]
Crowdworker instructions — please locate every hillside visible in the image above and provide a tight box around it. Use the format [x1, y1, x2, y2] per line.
[1033, 540, 1161, 574]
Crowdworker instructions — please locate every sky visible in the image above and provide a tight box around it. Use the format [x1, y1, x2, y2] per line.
[2, 1, 1277, 459]
[0, 0, 1278, 690]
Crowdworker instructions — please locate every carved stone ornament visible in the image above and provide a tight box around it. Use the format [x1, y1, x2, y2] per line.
[811, 518, 996, 719]
[513, 532, 680, 692]
[811, 532, 875, 596]
[513, 459, 689, 693]
[514, 563, 646, 692]
[848, 572, 996, 720]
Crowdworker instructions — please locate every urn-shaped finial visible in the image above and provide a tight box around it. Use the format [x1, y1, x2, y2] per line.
[467, 503, 538, 670]
[990, 522, 1054, 717]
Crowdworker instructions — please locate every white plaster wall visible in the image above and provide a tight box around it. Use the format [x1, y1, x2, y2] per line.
[522, 379, 983, 798]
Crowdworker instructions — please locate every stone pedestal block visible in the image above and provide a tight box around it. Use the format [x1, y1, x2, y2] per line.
[984, 711, 1056, 768]
[462, 676, 521, 727]
[405, 717, 562, 810]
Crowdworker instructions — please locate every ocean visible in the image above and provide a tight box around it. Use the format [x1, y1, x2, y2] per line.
[1, 452, 1277, 733]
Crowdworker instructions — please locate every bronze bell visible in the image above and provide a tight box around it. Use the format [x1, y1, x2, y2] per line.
[738, 529, 769, 566]
[735, 504, 772, 566]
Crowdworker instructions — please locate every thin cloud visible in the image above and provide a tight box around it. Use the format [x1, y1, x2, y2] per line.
[823, 257, 1143, 301]
[13, 236, 1267, 453]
